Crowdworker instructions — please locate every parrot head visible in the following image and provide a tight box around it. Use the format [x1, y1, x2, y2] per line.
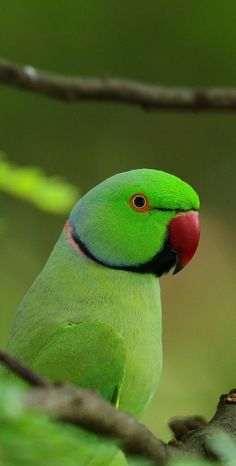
[66, 169, 200, 276]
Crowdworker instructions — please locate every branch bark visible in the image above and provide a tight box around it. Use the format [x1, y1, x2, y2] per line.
[1, 351, 236, 465]
[0, 351, 168, 464]
[25, 384, 169, 464]
[1, 57, 236, 111]
[0, 350, 49, 387]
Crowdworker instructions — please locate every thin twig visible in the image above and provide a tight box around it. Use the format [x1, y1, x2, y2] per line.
[0, 350, 50, 387]
[1, 57, 236, 111]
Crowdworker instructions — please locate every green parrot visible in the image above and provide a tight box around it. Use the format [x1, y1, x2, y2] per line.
[3, 169, 200, 419]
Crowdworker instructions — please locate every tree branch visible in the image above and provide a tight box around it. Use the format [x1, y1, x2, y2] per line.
[169, 415, 207, 442]
[25, 384, 168, 464]
[0, 351, 168, 464]
[1, 57, 236, 111]
[1, 351, 236, 465]
[182, 388, 236, 453]
[0, 350, 50, 387]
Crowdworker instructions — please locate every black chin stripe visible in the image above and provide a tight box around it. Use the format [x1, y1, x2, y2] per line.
[71, 229, 177, 277]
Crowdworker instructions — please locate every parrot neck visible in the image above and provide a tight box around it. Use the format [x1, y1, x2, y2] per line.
[64, 221, 99, 266]
[10, 228, 162, 341]
[30, 229, 162, 339]
[65, 220, 176, 277]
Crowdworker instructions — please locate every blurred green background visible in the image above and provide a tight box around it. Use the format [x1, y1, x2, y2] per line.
[0, 0, 236, 440]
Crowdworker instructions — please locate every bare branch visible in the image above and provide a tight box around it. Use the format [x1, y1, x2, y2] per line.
[169, 415, 207, 442]
[26, 384, 168, 464]
[23, 384, 236, 463]
[1, 351, 236, 464]
[1, 57, 236, 111]
[0, 350, 50, 387]
[0, 350, 168, 464]
[176, 388, 236, 458]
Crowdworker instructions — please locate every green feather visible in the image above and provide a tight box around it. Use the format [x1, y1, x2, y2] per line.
[31, 321, 125, 404]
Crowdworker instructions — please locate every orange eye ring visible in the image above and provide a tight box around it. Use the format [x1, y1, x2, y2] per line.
[129, 193, 150, 212]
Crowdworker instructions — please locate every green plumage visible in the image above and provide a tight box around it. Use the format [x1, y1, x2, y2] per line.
[5, 233, 162, 417]
[2, 169, 200, 421]
[31, 322, 125, 404]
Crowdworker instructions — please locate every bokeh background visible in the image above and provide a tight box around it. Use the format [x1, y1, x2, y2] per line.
[0, 0, 236, 440]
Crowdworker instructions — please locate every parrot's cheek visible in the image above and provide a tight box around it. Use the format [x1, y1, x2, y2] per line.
[168, 211, 200, 274]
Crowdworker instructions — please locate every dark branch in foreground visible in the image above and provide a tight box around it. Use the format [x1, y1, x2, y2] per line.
[1, 350, 236, 465]
[0, 350, 49, 387]
[1, 57, 236, 112]
[169, 415, 207, 442]
[26, 385, 168, 464]
[0, 351, 168, 464]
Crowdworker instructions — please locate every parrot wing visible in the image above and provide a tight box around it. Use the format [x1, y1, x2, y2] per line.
[30, 320, 126, 405]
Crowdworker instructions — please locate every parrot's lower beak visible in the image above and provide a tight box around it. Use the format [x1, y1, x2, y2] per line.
[168, 211, 200, 274]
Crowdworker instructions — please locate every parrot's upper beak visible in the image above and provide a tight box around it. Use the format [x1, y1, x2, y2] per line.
[168, 211, 200, 274]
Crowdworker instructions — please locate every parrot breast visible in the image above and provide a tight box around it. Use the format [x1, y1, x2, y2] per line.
[5, 229, 163, 419]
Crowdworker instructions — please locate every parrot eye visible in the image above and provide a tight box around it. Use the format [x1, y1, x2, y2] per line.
[129, 193, 150, 212]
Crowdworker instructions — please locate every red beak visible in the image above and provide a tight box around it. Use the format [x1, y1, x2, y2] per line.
[168, 211, 200, 274]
